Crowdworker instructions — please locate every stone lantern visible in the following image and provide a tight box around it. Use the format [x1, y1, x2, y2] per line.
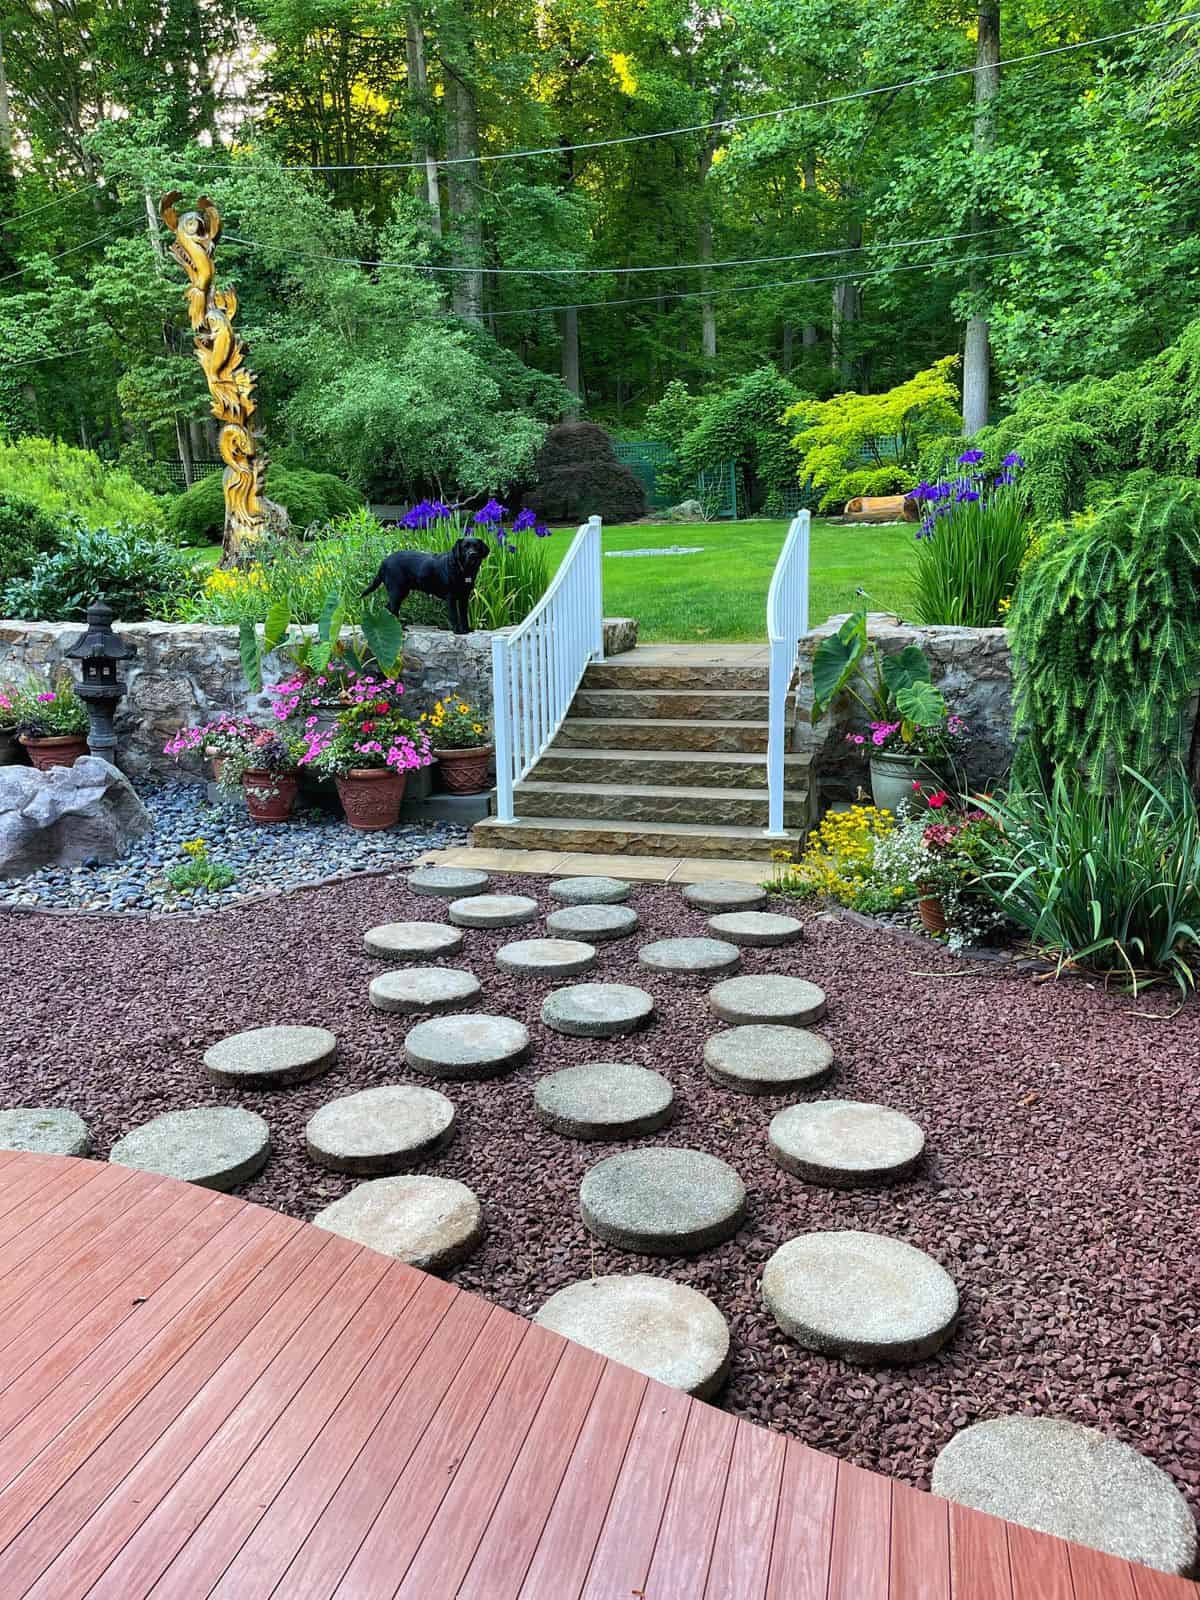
[65, 601, 137, 765]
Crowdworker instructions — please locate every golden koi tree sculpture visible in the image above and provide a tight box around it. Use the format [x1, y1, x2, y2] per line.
[160, 191, 284, 566]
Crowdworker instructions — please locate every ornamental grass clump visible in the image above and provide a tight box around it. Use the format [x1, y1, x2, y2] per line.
[909, 450, 1032, 627]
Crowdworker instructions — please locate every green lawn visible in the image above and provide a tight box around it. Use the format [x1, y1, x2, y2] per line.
[194, 517, 916, 643]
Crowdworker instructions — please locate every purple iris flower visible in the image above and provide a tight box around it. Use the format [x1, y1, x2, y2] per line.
[1000, 452, 1025, 470]
[512, 508, 537, 532]
[958, 449, 985, 466]
[473, 498, 507, 525]
[955, 487, 980, 503]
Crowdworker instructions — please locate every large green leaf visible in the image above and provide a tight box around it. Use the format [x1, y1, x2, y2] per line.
[317, 590, 343, 645]
[881, 644, 931, 699]
[361, 601, 405, 677]
[263, 598, 290, 653]
[238, 619, 263, 692]
[810, 612, 867, 721]
[895, 680, 946, 728]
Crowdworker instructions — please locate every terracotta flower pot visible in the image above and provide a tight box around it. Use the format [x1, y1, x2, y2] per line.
[917, 893, 948, 937]
[336, 768, 406, 830]
[18, 733, 90, 771]
[242, 768, 298, 823]
[434, 746, 493, 795]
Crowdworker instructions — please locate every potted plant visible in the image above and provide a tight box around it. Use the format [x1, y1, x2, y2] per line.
[163, 715, 261, 783]
[212, 727, 305, 823]
[13, 674, 90, 769]
[422, 698, 493, 794]
[310, 682, 433, 829]
[0, 685, 21, 766]
[846, 707, 970, 814]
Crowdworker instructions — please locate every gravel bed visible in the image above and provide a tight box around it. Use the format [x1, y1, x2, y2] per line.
[2, 874, 1199, 1512]
[0, 783, 467, 913]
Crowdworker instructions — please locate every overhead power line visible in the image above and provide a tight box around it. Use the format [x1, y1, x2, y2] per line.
[0, 178, 104, 232]
[0, 227, 128, 287]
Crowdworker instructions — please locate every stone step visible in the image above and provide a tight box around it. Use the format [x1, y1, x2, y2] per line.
[584, 660, 769, 692]
[571, 688, 769, 722]
[471, 815, 796, 861]
[556, 718, 769, 754]
[514, 780, 811, 829]
[530, 747, 809, 792]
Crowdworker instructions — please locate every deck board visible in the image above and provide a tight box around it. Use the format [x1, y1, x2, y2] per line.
[0, 1154, 1196, 1600]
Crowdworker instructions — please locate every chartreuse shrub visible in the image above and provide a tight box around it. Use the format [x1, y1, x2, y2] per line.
[785, 356, 960, 511]
[0, 438, 163, 528]
[166, 468, 362, 546]
[1008, 479, 1200, 784]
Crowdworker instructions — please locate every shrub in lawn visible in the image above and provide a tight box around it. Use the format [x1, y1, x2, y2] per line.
[524, 421, 646, 524]
[0, 524, 190, 621]
[0, 437, 163, 529]
[975, 767, 1200, 994]
[166, 468, 362, 546]
[0, 493, 69, 583]
[908, 450, 1032, 626]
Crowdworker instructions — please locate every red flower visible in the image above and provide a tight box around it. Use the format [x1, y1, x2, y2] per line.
[374, 700, 389, 713]
[911, 780, 923, 790]
[928, 790, 949, 808]
[360, 720, 375, 733]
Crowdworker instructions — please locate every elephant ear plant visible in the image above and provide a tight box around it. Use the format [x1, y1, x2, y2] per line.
[238, 591, 405, 693]
[810, 612, 949, 744]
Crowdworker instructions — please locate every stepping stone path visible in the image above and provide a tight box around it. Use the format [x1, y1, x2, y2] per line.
[306, 1085, 457, 1174]
[707, 911, 803, 948]
[637, 937, 741, 978]
[769, 1100, 925, 1187]
[369, 967, 481, 1015]
[932, 1417, 1198, 1577]
[406, 865, 490, 899]
[580, 1147, 746, 1255]
[448, 893, 539, 929]
[709, 974, 827, 1027]
[681, 880, 767, 913]
[109, 1107, 270, 1192]
[533, 1063, 674, 1140]
[363, 921, 464, 961]
[703, 1025, 834, 1095]
[542, 983, 655, 1039]
[0, 1107, 90, 1156]
[548, 876, 631, 905]
[535, 1275, 730, 1397]
[496, 938, 597, 979]
[313, 1175, 482, 1270]
[762, 1230, 958, 1363]
[203, 1025, 337, 1089]
[404, 1013, 530, 1079]
[545, 904, 639, 942]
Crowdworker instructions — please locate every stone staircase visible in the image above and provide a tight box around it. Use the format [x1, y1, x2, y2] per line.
[473, 655, 813, 860]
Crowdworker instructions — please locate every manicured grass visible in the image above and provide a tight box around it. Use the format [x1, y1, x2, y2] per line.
[190, 518, 917, 642]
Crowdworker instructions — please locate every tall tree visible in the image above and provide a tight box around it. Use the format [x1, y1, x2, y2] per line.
[962, 2, 999, 435]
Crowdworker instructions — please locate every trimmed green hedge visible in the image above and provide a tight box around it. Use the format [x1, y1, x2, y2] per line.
[166, 468, 363, 546]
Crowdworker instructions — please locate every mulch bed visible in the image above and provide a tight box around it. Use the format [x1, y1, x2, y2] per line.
[3, 872, 1199, 1510]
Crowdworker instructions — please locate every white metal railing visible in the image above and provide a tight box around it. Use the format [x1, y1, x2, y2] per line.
[765, 510, 811, 836]
[492, 515, 604, 822]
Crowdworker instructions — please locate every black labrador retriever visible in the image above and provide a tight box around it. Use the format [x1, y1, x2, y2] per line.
[362, 536, 490, 635]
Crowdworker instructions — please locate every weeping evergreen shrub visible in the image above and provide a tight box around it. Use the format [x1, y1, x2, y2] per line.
[1009, 479, 1200, 784]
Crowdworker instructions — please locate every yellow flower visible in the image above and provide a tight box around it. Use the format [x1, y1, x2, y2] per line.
[181, 837, 207, 858]
[472, 723, 483, 734]
[457, 703, 469, 714]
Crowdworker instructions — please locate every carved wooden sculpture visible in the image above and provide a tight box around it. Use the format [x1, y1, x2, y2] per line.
[160, 191, 280, 565]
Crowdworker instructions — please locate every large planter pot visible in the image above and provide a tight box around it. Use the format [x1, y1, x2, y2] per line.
[917, 893, 948, 937]
[335, 768, 406, 830]
[242, 768, 298, 824]
[0, 727, 23, 766]
[18, 733, 90, 771]
[434, 746, 494, 796]
[868, 753, 946, 815]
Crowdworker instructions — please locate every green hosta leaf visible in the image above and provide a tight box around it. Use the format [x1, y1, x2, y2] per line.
[238, 619, 263, 692]
[811, 611, 867, 721]
[361, 602, 405, 677]
[881, 644, 932, 699]
[895, 680, 947, 728]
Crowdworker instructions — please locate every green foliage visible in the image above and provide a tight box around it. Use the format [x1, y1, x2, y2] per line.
[676, 367, 804, 511]
[8, 671, 89, 736]
[0, 525, 190, 621]
[976, 768, 1200, 995]
[811, 614, 932, 725]
[166, 468, 361, 546]
[0, 494, 70, 583]
[0, 439, 163, 530]
[165, 841, 237, 897]
[643, 381, 700, 451]
[911, 481, 1032, 628]
[786, 357, 961, 511]
[526, 422, 646, 524]
[1009, 479, 1200, 783]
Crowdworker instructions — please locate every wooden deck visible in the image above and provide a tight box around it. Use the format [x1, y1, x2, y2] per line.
[0, 1150, 1193, 1599]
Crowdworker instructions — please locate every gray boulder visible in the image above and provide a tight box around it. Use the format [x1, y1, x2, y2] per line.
[0, 757, 153, 879]
[668, 498, 706, 522]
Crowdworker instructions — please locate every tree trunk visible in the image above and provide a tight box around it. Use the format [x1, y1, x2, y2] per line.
[697, 140, 718, 360]
[801, 153, 820, 351]
[445, 66, 483, 323]
[405, 9, 442, 235]
[175, 418, 194, 487]
[0, 31, 12, 170]
[963, 3, 1000, 436]
[560, 306, 581, 413]
[781, 323, 794, 372]
[831, 218, 862, 386]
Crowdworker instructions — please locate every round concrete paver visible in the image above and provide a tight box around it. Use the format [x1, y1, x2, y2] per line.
[533, 1063, 674, 1140]
[407, 865, 490, 899]
[313, 1175, 482, 1270]
[638, 937, 741, 978]
[681, 880, 768, 912]
[368, 967, 481, 1015]
[548, 876, 631, 905]
[404, 1013, 530, 1079]
[306, 1084, 456, 1174]
[709, 975, 827, 1027]
[363, 921, 464, 961]
[203, 1025, 337, 1089]
[932, 1417, 1198, 1576]
[448, 894, 539, 929]
[109, 1107, 270, 1192]
[703, 1025, 834, 1096]
[496, 938, 598, 979]
[0, 1107, 90, 1157]
[707, 911, 804, 948]
[769, 1100, 925, 1187]
[762, 1231, 958, 1363]
[535, 1275, 730, 1397]
[580, 1147, 746, 1255]
[545, 904, 639, 943]
[542, 983, 655, 1039]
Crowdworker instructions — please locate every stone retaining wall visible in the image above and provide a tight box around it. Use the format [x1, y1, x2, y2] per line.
[0, 616, 638, 779]
[795, 614, 1014, 796]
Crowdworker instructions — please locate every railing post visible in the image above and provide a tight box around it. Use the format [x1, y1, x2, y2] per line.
[491, 633, 513, 822]
[765, 510, 811, 839]
[589, 515, 605, 660]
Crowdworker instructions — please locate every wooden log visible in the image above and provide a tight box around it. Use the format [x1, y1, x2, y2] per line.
[843, 494, 918, 523]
